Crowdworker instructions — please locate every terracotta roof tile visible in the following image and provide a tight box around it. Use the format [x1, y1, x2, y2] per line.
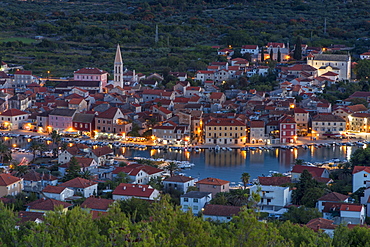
[42, 185, 67, 194]
[25, 198, 72, 211]
[197, 177, 229, 186]
[112, 183, 156, 198]
[306, 218, 336, 231]
[81, 196, 114, 211]
[58, 177, 97, 189]
[163, 175, 194, 183]
[0, 173, 21, 186]
[318, 192, 349, 202]
[0, 109, 28, 117]
[258, 177, 291, 186]
[203, 204, 241, 217]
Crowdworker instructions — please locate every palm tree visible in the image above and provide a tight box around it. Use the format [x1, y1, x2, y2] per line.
[166, 162, 180, 177]
[0, 141, 11, 164]
[29, 141, 40, 162]
[13, 164, 29, 177]
[241, 172, 250, 189]
[50, 130, 61, 157]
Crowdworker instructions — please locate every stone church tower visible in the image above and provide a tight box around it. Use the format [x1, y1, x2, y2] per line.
[114, 44, 123, 88]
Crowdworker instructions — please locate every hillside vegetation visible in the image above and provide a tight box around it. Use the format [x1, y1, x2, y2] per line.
[0, 0, 369, 76]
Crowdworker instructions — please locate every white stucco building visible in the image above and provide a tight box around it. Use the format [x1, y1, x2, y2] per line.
[307, 54, 351, 80]
[180, 191, 212, 215]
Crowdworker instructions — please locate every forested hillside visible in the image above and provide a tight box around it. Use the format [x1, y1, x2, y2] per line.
[2, 197, 370, 247]
[0, 0, 369, 76]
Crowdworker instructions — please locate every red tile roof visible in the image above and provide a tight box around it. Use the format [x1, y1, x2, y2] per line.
[0, 109, 28, 117]
[306, 218, 336, 231]
[258, 176, 291, 186]
[42, 185, 67, 194]
[291, 165, 326, 178]
[92, 146, 113, 157]
[294, 108, 308, 114]
[203, 204, 241, 217]
[22, 170, 58, 182]
[242, 45, 258, 49]
[18, 211, 44, 224]
[0, 173, 21, 186]
[58, 177, 97, 189]
[340, 204, 363, 212]
[353, 166, 370, 175]
[250, 120, 265, 128]
[197, 177, 229, 186]
[113, 164, 163, 176]
[80, 196, 114, 211]
[112, 183, 156, 198]
[210, 92, 224, 100]
[14, 70, 32, 75]
[163, 175, 194, 183]
[206, 118, 245, 127]
[97, 107, 120, 119]
[25, 198, 72, 211]
[318, 192, 349, 202]
[74, 67, 107, 75]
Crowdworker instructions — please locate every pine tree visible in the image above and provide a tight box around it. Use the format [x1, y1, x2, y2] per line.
[293, 36, 302, 60]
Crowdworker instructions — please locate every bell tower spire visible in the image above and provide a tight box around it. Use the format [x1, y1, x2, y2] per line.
[114, 44, 123, 87]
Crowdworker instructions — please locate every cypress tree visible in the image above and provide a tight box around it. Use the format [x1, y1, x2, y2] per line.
[261, 46, 265, 62]
[269, 48, 274, 60]
[293, 36, 302, 60]
[277, 48, 281, 62]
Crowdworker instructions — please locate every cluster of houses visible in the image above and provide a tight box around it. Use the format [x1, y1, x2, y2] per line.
[0, 43, 367, 145]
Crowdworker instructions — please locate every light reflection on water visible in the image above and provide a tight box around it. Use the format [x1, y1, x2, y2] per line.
[3, 136, 360, 183]
[120, 146, 359, 183]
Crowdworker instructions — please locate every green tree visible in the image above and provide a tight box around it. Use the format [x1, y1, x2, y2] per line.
[293, 36, 302, 60]
[350, 146, 370, 167]
[118, 197, 151, 223]
[261, 46, 265, 62]
[292, 169, 325, 206]
[354, 59, 370, 80]
[269, 48, 274, 61]
[0, 141, 11, 164]
[282, 206, 322, 224]
[277, 47, 281, 62]
[62, 156, 81, 181]
[148, 176, 164, 191]
[165, 161, 180, 177]
[241, 172, 250, 189]
[50, 130, 61, 157]
[29, 140, 40, 162]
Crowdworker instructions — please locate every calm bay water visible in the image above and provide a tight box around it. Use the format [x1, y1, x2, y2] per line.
[4, 136, 360, 185]
[121, 146, 359, 184]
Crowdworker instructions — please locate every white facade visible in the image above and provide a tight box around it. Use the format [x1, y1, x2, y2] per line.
[112, 190, 160, 201]
[307, 54, 351, 80]
[195, 71, 215, 83]
[163, 179, 195, 194]
[249, 127, 266, 144]
[250, 185, 291, 212]
[340, 207, 365, 225]
[180, 192, 212, 215]
[0, 113, 28, 130]
[43, 188, 74, 201]
[353, 170, 370, 192]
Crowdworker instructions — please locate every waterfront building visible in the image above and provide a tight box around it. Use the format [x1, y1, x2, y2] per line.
[204, 118, 247, 145]
[279, 115, 297, 144]
[348, 113, 370, 132]
[294, 107, 309, 136]
[0, 108, 29, 130]
[249, 120, 267, 144]
[311, 114, 346, 139]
